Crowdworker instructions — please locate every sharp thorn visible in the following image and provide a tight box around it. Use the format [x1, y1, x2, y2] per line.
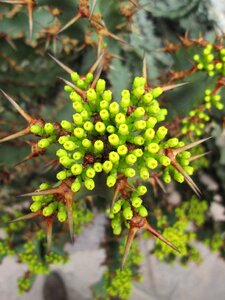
[89, 0, 97, 20]
[5, 211, 41, 224]
[142, 53, 147, 82]
[121, 227, 138, 270]
[110, 188, 119, 212]
[48, 54, 74, 74]
[0, 89, 32, 122]
[88, 52, 105, 74]
[91, 65, 103, 88]
[57, 77, 85, 98]
[161, 82, 189, 92]
[58, 13, 81, 34]
[144, 222, 180, 253]
[107, 31, 127, 44]
[46, 217, 53, 252]
[189, 151, 211, 162]
[66, 196, 74, 243]
[18, 188, 57, 198]
[174, 137, 212, 156]
[27, 1, 33, 39]
[172, 161, 201, 197]
[0, 127, 30, 143]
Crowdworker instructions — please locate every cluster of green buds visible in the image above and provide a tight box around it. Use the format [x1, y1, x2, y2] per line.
[0, 240, 15, 258]
[193, 44, 216, 76]
[204, 89, 224, 110]
[204, 233, 223, 252]
[154, 196, 208, 263]
[18, 275, 32, 295]
[181, 108, 209, 136]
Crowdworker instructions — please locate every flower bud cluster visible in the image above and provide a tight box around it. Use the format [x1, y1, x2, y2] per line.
[193, 44, 216, 77]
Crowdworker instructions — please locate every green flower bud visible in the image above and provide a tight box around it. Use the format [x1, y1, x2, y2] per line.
[39, 183, 50, 190]
[107, 174, 117, 187]
[95, 122, 106, 134]
[72, 151, 83, 160]
[56, 170, 68, 180]
[146, 117, 157, 128]
[63, 140, 76, 151]
[113, 226, 122, 235]
[159, 155, 171, 167]
[156, 126, 168, 140]
[76, 79, 85, 89]
[133, 86, 145, 98]
[115, 113, 126, 125]
[102, 90, 112, 101]
[117, 145, 128, 156]
[85, 72, 93, 83]
[44, 123, 55, 135]
[193, 54, 200, 62]
[87, 88, 97, 102]
[71, 72, 80, 83]
[57, 210, 67, 222]
[125, 154, 137, 165]
[30, 202, 42, 212]
[167, 138, 179, 148]
[74, 127, 85, 139]
[71, 178, 81, 192]
[123, 207, 133, 220]
[124, 168, 136, 178]
[144, 128, 155, 141]
[173, 170, 184, 183]
[146, 157, 158, 169]
[83, 121, 94, 132]
[72, 101, 84, 113]
[142, 92, 153, 104]
[134, 120, 146, 130]
[152, 87, 163, 98]
[138, 205, 148, 217]
[84, 178, 95, 190]
[112, 200, 122, 214]
[102, 160, 113, 173]
[109, 102, 119, 115]
[132, 148, 143, 157]
[118, 124, 129, 135]
[71, 163, 83, 175]
[136, 185, 147, 195]
[131, 197, 142, 208]
[73, 113, 83, 126]
[80, 110, 89, 121]
[107, 125, 116, 133]
[147, 143, 159, 153]
[121, 96, 130, 108]
[108, 134, 120, 147]
[94, 140, 104, 152]
[59, 156, 72, 167]
[133, 107, 145, 118]
[58, 135, 70, 145]
[70, 91, 82, 102]
[42, 203, 56, 217]
[133, 135, 144, 145]
[64, 85, 74, 93]
[30, 125, 44, 135]
[162, 172, 171, 183]
[109, 151, 120, 164]
[100, 109, 110, 121]
[38, 138, 50, 149]
[82, 138, 92, 149]
[96, 79, 106, 94]
[56, 149, 68, 157]
[86, 167, 96, 178]
[93, 162, 102, 173]
[139, 167, 149, 180]
[100, 100, 109, 109]
[61, 120, 74, 131]
[183, 166, 194, 175]
[133, 76, 146, 88]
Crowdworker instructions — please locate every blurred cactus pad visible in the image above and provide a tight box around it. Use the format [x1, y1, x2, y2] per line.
[0, 0, 225, 299]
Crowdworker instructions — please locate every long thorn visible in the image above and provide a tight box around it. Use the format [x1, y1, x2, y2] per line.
[172, 160, 201, 197]
[121, 227, 138, 270]
[91, 65, 103, 88]
[46, 217, 53, 252]
[18, 188, 58, 197]
[161, 82, 189, 92]
[173, 137, 212, 156]
[89, 0, 97, 20]
[27, 1, 33, 39]
[0, 0, 24, 3]
[107, 31, 127, 44]
[0, 89, 32, 122]
[0, 127, 30, 143]
[66, 196, 74, 243]
[144, 222, 180, 253]
[48, 54, 74, 74]
[57, 77, 85, 98]
[5, 211, 41, 224]
[88, 52, 104, 74]
[142, 53, 147, 82]
[189, 151, 211, 162]
[58, 13, 81, 34]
